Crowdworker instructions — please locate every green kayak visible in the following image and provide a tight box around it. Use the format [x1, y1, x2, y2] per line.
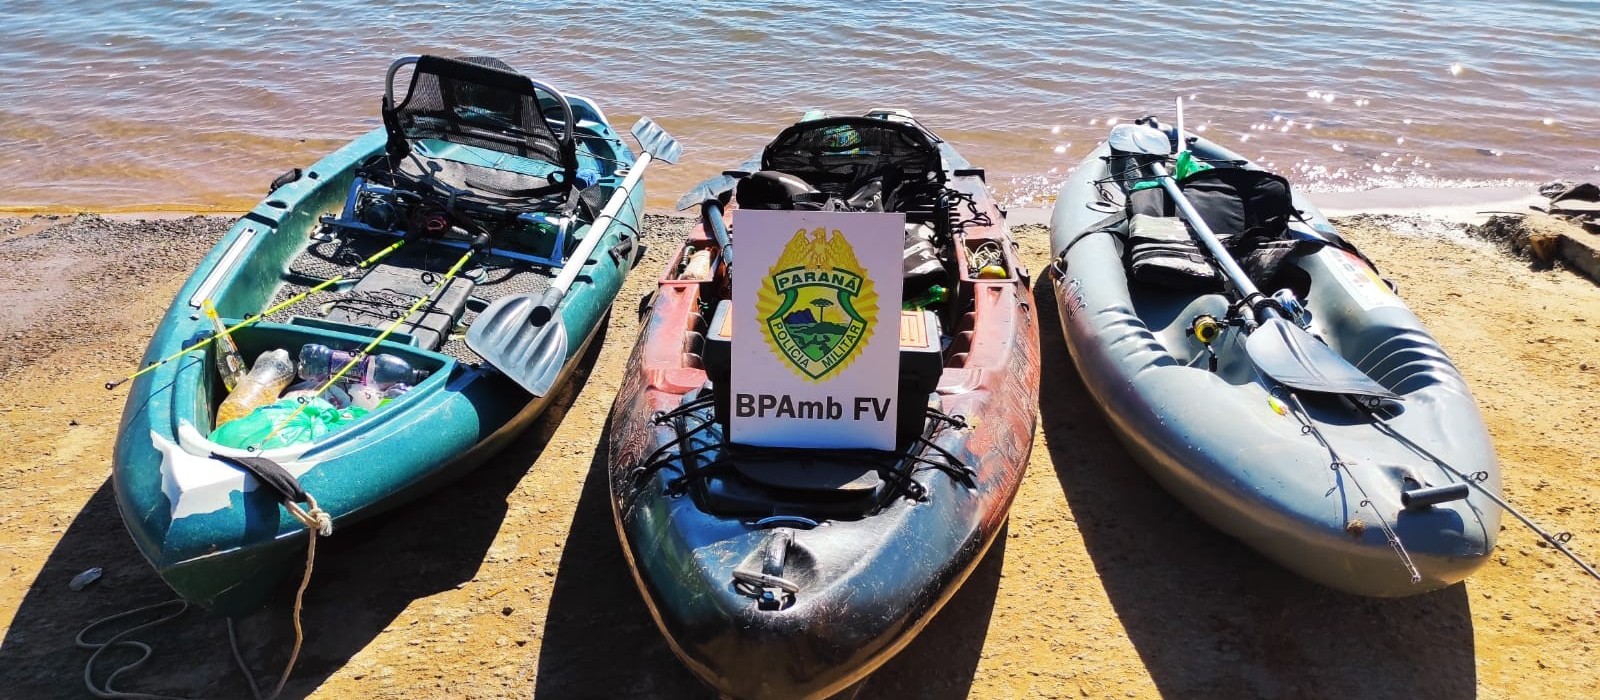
[111, 55, 664, 614]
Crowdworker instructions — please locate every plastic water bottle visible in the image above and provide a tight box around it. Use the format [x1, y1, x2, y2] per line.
[360, 354, 427, 389]
[297, 344, 357, 382]
[283, 380, 352, 409]
[903, 285, 950, 310]
[298, 344, 428, 389]
[202, 300, 245, 391]
[681, 249, 714, 281]
[215, 349, 295, 427]
[523, 211, 570, 235]
[350, 383, 386, 411]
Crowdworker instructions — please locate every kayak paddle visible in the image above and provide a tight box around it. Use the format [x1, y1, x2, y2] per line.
[467, 117, 680, 396]
[1110, 119, 1397, 400]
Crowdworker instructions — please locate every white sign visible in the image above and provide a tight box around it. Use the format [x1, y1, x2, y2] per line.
[730, 209, 905, 450]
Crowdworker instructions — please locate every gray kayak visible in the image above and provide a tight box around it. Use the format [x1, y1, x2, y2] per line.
[1047, 126, 1501, 596]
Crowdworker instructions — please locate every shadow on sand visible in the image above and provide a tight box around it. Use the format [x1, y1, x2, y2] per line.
[533, 422, 1007, 700]
[0, 329, 608, 699]
[1030, 275, 1478, 699]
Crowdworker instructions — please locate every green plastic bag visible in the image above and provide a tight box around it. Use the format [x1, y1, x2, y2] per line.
[1173, 149, 1214, 180]
[210, 397, 370, 450]
[1132, 151, 1215, 192]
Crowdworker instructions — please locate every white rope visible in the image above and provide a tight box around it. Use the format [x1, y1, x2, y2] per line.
[233, 494, 329, 700]
[80, 495, 330, 700]
[77, 599, 193, 699]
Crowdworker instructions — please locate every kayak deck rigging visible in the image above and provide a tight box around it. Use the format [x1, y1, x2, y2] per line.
[608, 109, 1038, 698]
[108, 54, 643, 616]
[627, 391, 976, 518]
[263, 226, 558, 365]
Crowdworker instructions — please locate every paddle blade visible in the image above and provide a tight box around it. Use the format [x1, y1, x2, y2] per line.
[1245, 318, 1401, 400]
[465, 294, 570, 397]
[631, 117, 682, 165]
[1108, 123, 1172, 155]
[520, 322, 568, 396]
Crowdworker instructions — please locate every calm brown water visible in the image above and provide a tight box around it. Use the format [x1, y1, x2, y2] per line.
[2, 1, 1597, 212]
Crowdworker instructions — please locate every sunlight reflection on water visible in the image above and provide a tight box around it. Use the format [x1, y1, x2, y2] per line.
[0, 0, 1596, 211]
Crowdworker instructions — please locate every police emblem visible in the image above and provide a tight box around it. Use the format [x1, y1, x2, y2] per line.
[756, 226, 879, 381]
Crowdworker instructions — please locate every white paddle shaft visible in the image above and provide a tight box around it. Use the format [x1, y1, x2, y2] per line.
[550, 151, 653, 294]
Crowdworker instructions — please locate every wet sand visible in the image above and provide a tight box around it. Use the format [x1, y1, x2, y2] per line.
[0, 210, 1597, 699]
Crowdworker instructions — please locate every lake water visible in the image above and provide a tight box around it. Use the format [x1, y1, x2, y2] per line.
[2, 0, 1597, 212]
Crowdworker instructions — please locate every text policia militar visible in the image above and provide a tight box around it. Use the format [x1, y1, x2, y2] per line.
[734, 393, 893, 422]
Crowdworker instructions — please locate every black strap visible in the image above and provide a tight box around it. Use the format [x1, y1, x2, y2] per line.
[576, 183, 606, 220]
[1287, 210, 1384, 274]
[457, 173, 567, 200]
[211, 453, 309, 506]
[1056, 212, 1129, 260]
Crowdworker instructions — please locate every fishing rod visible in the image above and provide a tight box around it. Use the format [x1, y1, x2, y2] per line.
[1281, 391, 1422, 583]
[1123, 99, 1422, 582]
[1147, 100, 1595, 586]
[249, 243, 481, 451]
[1362, 407, 1600, 585]
[104, 238, 408, 390]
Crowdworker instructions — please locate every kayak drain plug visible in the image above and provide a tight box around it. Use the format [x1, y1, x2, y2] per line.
[1401, 483, 1471, 511]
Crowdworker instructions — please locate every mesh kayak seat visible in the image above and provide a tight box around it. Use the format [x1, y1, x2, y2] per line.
[374, 55, 581, 216]
[759, 116, 947, 209]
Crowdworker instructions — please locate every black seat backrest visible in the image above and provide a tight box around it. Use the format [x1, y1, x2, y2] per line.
[1177, 167, 1294, 246]
[381, 55, 577, 183]
[760, 117, 944, 206]
[735, 170, 823, 210]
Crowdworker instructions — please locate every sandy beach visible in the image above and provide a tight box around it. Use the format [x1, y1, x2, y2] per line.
[0, 205, 1597, 699]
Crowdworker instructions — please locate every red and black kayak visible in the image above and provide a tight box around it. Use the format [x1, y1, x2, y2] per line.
[606, 110, 1039, 699]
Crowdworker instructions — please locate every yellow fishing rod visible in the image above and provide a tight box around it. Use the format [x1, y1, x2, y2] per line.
[105, 238, 408, 390]
[250, 245, 479, 450]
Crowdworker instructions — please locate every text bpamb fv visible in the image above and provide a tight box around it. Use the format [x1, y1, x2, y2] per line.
[734, 393, 892, 422]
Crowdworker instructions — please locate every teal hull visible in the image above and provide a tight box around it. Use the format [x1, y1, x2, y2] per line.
[113, 106, 641, 614]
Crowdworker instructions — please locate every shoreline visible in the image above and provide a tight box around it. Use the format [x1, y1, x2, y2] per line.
[0, 182, 1549, 228]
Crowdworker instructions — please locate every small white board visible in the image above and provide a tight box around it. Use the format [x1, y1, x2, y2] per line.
[730, 210, 905, 450]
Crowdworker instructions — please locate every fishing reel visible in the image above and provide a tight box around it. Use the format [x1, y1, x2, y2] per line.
[1186, 314, 1225, 372]
[399, 202, 492, 249]
[406, 204, 455, 238]
[358, 199, 400, 231]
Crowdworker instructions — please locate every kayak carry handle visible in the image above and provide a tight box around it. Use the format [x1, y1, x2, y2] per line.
[1401, 483, 1471, 511]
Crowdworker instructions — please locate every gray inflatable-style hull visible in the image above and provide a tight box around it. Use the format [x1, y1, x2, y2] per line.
[1048, 135, 1501, 596]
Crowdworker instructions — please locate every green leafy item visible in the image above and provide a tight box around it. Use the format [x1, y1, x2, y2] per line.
[210, 398, 370, 449]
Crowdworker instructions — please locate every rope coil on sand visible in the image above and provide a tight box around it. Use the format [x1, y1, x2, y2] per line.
[80, 494, 330, 700]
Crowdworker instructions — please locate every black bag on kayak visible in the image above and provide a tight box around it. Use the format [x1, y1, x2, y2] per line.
[1123, 166, 1301, 291]
[1178, 167, 1295, 249]
[1126, 214, 1220, 291]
